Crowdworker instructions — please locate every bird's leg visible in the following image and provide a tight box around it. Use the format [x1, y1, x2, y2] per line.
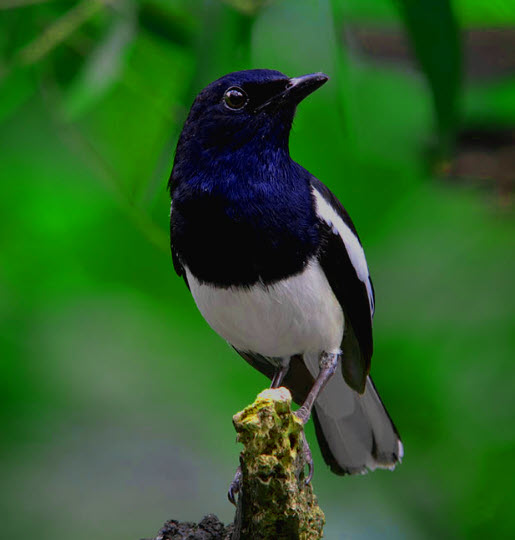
[270, 358, 290, 388]
[295, 351, 339, 425]
[295, 352, 339, 483]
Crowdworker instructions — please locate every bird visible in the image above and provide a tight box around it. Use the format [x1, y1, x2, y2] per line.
[168, 69, 403, 501]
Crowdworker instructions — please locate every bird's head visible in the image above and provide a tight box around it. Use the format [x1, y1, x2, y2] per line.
[174, 69, 328, 166]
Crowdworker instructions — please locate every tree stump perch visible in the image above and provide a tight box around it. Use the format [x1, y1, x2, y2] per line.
[146, 388, 325, 540]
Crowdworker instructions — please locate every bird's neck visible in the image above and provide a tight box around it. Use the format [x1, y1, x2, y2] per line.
[170, 114, 299, 195]
[174, 141, 294, 196]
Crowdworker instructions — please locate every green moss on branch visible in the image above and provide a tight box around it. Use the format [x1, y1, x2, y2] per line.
[232, 388, 325, 539]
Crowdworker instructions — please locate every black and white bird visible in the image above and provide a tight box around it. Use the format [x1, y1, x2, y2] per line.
[168, 69, 402, 497]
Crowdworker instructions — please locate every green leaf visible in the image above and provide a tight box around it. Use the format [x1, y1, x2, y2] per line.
[397, 0, 462, 151]
[62, 7, 136, 120]
[464, 77, 515, 126]
[455, 0, 515, 27]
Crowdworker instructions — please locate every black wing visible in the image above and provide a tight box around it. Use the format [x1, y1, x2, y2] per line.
[170, 204, 189, 290]
[311, 177, 374, 394]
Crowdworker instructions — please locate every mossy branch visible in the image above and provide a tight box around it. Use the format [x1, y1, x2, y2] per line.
[232, 387, 325, 539]
[146, 388, 325, 540]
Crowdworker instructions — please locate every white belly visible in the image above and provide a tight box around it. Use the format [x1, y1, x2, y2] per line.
[185, 259, 344, 357]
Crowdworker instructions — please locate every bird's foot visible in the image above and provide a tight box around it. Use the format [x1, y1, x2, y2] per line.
[293, 409, 314, 483]
[301, 430, 314, 484]
[227, 466, 242, 506]
[294, 405, 311, 425]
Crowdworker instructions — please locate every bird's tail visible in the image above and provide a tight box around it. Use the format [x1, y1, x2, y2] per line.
[312, 374, 403, 475]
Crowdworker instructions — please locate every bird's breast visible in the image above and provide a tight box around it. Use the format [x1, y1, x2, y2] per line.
[185, 259, 344, 357]
[171, 188, 319, 287]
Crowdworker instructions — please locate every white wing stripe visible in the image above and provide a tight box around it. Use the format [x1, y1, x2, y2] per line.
[313, 187, 374, 313]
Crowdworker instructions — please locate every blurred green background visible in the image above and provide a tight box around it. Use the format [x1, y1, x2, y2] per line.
[1, 1, 514, 538]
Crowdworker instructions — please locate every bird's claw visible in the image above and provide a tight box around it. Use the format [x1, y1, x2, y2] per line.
[301, 430, 314, 484]
[305, 460, 314, 484]
[227, 466, 242, 506]
[294, 409, 314, 482]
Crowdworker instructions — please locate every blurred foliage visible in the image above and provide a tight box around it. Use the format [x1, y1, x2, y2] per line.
[0, 1, 514, 539]
[397, 0, 461, 150]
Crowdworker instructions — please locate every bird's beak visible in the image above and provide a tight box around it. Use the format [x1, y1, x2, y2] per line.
[255, 72, 329, 112]
[284, 72, 329, 104]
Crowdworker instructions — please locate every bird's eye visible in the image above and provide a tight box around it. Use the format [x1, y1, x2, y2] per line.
[223, 87, 248, 110]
